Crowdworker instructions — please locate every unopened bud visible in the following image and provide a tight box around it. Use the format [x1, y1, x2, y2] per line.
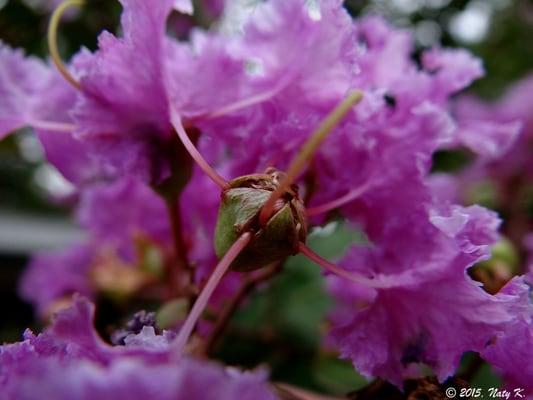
[214, 169, 307, 271]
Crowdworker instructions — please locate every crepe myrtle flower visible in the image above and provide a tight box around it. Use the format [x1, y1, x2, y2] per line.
[452, 76, 533, 255]
[18, 172, 246, 320]
[166, 71, 527, 392]
[1, 0, 531, 391]
[326, 205, 529, 385]
[18, 177, 172, 316]
[0, 297, 277, 400]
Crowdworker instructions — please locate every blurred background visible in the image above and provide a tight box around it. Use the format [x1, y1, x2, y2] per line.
[1, 0, 532, 395]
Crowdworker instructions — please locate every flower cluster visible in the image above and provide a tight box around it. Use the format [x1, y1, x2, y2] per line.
[1, 0, 532, 397]
[0, 297, 275, 400]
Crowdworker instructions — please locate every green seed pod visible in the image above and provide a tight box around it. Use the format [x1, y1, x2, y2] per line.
[214, 169, 307, 271]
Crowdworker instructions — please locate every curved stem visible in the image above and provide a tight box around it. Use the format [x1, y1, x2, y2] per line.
[171, 231, 252, 357]
[298, 242, 380, 288]
[48, 0, 83, 90]
[169, 105, 229, 190]
[306, 181, 371, 217]
[259, 91, 363, 225]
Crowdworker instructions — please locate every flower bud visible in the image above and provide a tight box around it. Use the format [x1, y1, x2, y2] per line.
[214, 169, 307, 271]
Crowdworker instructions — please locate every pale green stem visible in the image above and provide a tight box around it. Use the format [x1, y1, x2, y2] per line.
[32, 120, 76, 132]
[258, 91, 364, 225]
[48, 0, 84, 90]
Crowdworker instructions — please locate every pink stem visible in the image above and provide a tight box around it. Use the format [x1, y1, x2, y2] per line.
[298, 242, 381, 288]
[169, 106, 229, 190]
[188, 77, 291, 122]
[172, 232, 252, 357]
[31, 120, 76, 132]
[306, 181, 371, 217]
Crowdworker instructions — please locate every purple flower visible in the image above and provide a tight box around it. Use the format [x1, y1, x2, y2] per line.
[0, 44, 65, 137]
[69, 0, 179, 183]
[0, 298, 277, 400]
[3, 0, 530, 390]
[454, 75, 533, 171]
[19, 176, 173, 314]
[0, 44, 107, 184]
[77, 177, 171, 260]
[326, 203, 529, 385]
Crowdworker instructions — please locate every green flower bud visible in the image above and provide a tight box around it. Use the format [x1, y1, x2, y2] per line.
[214, 169, 307, 271]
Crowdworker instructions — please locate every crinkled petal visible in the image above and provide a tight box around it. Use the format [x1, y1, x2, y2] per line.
[0, 44, 76, 138]
[329, 275, 529, 386]
[0, 298, 277, 400]
[174, 0, 193, 14]
[422, 48, 484, 98]
[0, 44, 50, 137]
[74, 0, 176, 136]
[4, 356, 276, 400]
[77, 177, 171, 260]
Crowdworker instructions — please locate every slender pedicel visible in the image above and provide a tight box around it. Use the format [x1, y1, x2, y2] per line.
[258, 91, 364, 225]
[200, 79, 290, 120]
[48, 0, 84, 90]
[298, 242, 381, 288]
[306, 180, 372, 217]
[169, 105, 229, 189]
[172, 231, 252, 357]
[31, 120, 77, 132]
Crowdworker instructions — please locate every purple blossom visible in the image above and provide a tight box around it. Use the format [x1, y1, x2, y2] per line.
[454, 75, 533, 172]
[19, 177, 172, 314]
[326, 203, 528, 384]
[0, 44, 59, 137]
[77, 177, 172, 260]
[70, 0, 178, 183]
[0, 298, 277, 400]
[0, 44, 107, 184]
[328, 275, 528, 386]
[1, 0, 531, 392]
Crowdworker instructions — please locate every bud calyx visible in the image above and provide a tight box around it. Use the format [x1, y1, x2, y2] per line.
[214, 169, 307, 271]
